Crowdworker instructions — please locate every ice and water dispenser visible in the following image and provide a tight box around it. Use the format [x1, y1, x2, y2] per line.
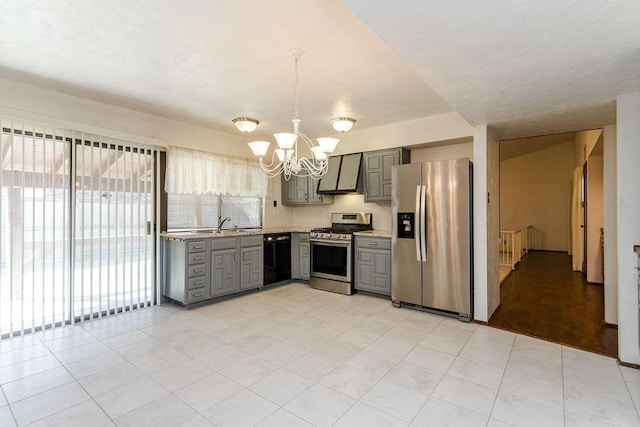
[397, 212, 415, 239]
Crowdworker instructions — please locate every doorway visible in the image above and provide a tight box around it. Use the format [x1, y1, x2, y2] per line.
[492, 130, 614, 356]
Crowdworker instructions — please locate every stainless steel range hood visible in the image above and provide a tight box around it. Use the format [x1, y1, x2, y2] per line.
[317, 153, 364, 194]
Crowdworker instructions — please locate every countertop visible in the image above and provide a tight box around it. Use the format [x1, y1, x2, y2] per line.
[161, 227, 312, 241]
[353, 230, 392, 238]
[161, 227, 391, 241]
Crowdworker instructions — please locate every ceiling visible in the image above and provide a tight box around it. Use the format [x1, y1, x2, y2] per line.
[500, 132, 577, 162]
[0, 1, 638, 142]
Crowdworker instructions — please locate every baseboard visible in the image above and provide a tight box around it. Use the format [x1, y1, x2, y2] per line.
[604, 322, 618, 328]
[619, 359, 640, 370]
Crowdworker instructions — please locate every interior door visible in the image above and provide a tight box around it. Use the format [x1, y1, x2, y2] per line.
[582, 162, 587, 276]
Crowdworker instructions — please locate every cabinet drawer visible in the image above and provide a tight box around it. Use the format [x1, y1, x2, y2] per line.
[240, 235, 262, 247]
[297, 233, 310, 242]
[356, 236, 391, 250]
[211, 237, 236, 251]
[187, 240, 207, 253]
[187, 288, 207, 302]
[187, 276, 206, 290]
[187, 264, 206, 277]
[187, 253, 206, 265]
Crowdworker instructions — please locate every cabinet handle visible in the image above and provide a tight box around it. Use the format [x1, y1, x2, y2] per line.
[193, 293, 204, 298]
[367, 242, 378, 246]
[193, 245, 204, 250]
[193, 256, 204, 261]
[193, 268, 203, 274]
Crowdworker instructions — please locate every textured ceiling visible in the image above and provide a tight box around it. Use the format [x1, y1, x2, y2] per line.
[0, 0, 451, 140]
[1, 1, 637, 142]
[342, 0, 640, 139]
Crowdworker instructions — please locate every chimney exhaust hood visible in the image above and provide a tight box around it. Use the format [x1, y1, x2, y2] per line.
[317, 153, 364, 194]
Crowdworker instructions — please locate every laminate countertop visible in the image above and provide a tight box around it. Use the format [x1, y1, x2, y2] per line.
[161, 227, 312, 241]
[162, 228, 392, 241]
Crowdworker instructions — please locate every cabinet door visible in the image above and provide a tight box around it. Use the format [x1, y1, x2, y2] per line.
[364, 149, 408, 203]
[355, 248, 391, 295]
[282, 175, 309, 204]
[356, 248, 375, 290]
[210, 248, 237, 297]
[240, 246, 263, 290]
[307, 177, 323, 204]
[299, 241, 310, 280]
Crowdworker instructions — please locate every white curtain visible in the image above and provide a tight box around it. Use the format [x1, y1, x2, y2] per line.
[165, 146, 265, 197]
[570, 166, 584, 271]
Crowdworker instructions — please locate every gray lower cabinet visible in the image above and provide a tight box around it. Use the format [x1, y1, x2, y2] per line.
[163, 235, 263, 306]
[363, 148, 410, 203]
[354, 236, 391, 296]
[282, 175, 333, 205]
[292, 233, 310, 280]
[163, 239, 209, 304]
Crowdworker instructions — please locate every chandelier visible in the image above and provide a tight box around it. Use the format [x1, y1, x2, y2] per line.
[247, 50, 340, 180]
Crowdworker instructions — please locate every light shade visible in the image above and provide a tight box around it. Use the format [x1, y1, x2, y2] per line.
[233, 117, 259, 133]
[330, 117, 356, 132]
[248, 140, 270, 157]
[311, 146, 328, 161]
[317, 137, 339, 154]
[274, 132, 298, 150]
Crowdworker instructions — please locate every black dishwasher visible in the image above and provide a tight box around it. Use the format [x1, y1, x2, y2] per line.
[263, 233, 291, 286]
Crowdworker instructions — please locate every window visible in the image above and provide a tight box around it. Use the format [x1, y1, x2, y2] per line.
[164, 146, 265, 231]
[167, 193, 262, 230]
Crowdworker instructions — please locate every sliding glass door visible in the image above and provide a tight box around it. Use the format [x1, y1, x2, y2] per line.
[0, 119, 159, 338]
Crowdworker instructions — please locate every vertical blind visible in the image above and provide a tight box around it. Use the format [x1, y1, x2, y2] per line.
[0, 117, 160, 338]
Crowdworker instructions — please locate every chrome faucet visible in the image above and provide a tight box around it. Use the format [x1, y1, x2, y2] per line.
[217, 215, 231, 232]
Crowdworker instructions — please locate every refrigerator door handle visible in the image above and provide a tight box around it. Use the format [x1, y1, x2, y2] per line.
[420, 185, 427, 261]
[415, 185, 422, 262]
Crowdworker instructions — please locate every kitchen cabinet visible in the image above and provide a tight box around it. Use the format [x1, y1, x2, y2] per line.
[163, 234, 263, 306]
[163, 239, 209, 305]
[363, 148, 410, 203]
[355, 236, 391, 296]
[240, 241, 263, 290]
[281, 174, 332, 205]
[291, 232, 310, 280]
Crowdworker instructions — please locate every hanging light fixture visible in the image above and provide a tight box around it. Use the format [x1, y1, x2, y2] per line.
[330, 117, 356, 132]
[247, 50, 339, 180]
[232, 117, 259, 133]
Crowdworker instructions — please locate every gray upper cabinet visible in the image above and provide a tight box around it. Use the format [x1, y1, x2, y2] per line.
[363, 148, 410, 203]
[281, 175, 333, 205]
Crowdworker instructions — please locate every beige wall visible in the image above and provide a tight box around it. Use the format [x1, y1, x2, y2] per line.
[586, 155, 604, 283]
[500, 140, 576, 251]
[575, 129, 603, 166]
[411, 142, 473, 163]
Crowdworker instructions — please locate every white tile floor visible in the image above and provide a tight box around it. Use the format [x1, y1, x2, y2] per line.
[0, 282, 638, 426]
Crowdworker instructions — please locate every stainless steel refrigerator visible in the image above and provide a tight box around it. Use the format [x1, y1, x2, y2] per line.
[391, 158, 473, 321]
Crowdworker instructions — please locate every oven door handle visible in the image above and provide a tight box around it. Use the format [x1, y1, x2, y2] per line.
[310, 240, 351, 247]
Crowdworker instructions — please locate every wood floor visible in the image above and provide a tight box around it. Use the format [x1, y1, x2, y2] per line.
[489, 250, 618, 357]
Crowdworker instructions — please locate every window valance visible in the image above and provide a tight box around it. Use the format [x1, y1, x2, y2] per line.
[165, 146, 266, 197]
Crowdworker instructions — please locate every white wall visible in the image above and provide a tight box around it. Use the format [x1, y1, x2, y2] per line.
[473, 125, 500, 322]
[500, 140, 576, 251]
[586, 155, 604, 283]
[333, 113, 473, 155]
[603, 125, 618, 325]
[616, 92, 640, 365]
[411, 142, 473, 163]
[0, 78, 250, 155]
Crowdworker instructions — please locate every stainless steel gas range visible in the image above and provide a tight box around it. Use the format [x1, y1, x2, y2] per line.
[309, 213, 373, 295]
